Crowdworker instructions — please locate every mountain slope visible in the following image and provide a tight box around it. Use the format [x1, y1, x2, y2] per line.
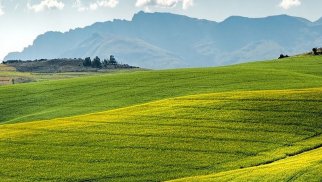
[314, 17, 322, 25]
[5, 12, 322, 69]
[62, 33, 186, 68]
[1, 88, 322, 181]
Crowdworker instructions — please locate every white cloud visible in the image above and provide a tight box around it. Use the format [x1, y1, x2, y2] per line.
[135, 0, 194, 10]
[96, 0, 119, 8]
[73, 0, 86, 11]
[74, 0, 119, 11]
[89, 3, 99, 10]
[279, 0, 301, 10]
[28, 0, 65, 12]
[182, 0, 193, 10]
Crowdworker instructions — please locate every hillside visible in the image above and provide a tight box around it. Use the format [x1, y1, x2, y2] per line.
[1, 55, 322, 124]
[0, 64, 16, 85]
[0, 63, 140, 86]
[5, 12, 322, 69]
[0, 88, 321, 181]
[171, 144, 322, 181]
[1, 55, 322, 181]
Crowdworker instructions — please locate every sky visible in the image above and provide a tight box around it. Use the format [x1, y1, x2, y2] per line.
[1, 0, 322, 61]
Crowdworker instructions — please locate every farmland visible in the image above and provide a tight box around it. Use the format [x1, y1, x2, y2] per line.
[0, 63, 142, 86]
[1, 88, 322, 181]
[1, 55, 322, 124]
[172, 142, 322, 182]
[0, 55, 322, 181]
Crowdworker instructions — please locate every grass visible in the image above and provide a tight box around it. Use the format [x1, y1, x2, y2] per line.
[1, 55, 322, 124]
[171, 143, 322, 182]
[0, 64, 17, 85]
[0, 64, 16, 71]
[1, 55, 322, 181]
[0, 64, 143, 85]
[0, 88, 322, 181]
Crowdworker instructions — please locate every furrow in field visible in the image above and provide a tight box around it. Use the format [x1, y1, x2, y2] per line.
[169, 145, 322, 182]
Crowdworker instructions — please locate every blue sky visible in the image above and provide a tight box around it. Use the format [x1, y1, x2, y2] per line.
[1, 0, 322, 60]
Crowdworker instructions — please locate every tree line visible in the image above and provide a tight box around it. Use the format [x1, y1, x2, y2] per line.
[279, 47, 322, 59]
[83, 55, 118, 68]
[3, 55, 138, 70]
[312, 48, 322, 55]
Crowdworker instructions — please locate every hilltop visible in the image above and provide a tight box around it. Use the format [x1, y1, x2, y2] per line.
[5, 12, 322, 69]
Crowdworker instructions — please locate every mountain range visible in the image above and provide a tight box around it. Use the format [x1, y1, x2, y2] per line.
[5, 11, 322, 69]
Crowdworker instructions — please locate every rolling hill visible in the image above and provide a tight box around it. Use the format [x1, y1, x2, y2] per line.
[0, 55, 322, 181]
[0, 88, 321, 181]
[171, 143, 322, 181]
[4, 12, 322, 69]
[1, 55, 322, 124]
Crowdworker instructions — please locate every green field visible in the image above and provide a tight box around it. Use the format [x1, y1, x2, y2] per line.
[171, 142, 322, 182]
[0, 64, 143, 86]
[0, 55, 322, 181]
[1, 55, 322, 124]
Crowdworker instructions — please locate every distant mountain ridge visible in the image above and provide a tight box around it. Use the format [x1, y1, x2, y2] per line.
[5, 11, 322, 69]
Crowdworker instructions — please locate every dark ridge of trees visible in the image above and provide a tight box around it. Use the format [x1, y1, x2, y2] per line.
[102, 55, 119, 68]
[103, 59, 108, 67]
[3, 55, 139, 73]
[3, 60, 23, 64]
[82, 55, 119, 68]
[278, 47, 322, 59]
[312, 48, 322, 55]
[91, 56, 102, 68]
[108, 55, 118, 65]
[4, 58, 80, 64]
[83, 57, 92, 67]
[278, 54, 289, 59]
[81, 55, 122, 68]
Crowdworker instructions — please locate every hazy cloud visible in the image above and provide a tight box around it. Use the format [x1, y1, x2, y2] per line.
[73, 0, 118, 11]
[28, 0, 65, 12]
[135, 0, 194, 10]
[0, 2, 4, 16]
[279, 0, 301, 9]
